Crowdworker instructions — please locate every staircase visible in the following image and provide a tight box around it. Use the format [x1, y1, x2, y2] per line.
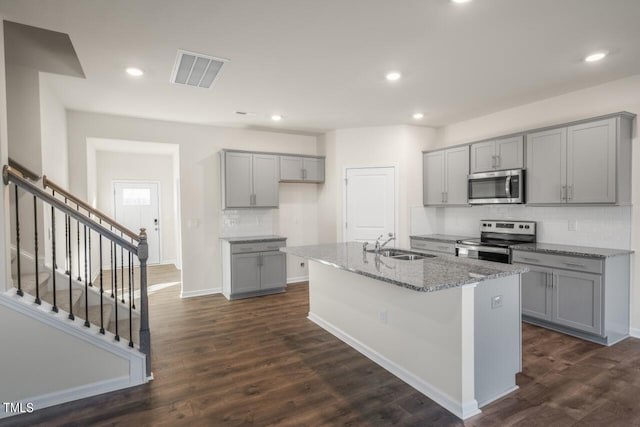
[1, 162, 151, 418]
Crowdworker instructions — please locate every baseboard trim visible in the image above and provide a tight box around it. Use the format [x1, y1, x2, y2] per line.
[630, 327, 640, 339]
[307, 312, 480, 420]
[180, 287, 221, 298]
[287, 275, 308, 284]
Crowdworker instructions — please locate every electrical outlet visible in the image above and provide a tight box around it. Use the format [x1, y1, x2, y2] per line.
[491, 295, 503, 309]
[379, 309, 388, 324]
[568, 219, 577, 232]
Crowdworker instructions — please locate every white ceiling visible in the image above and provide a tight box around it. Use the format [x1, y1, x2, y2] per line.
[1, 0, 639, 134]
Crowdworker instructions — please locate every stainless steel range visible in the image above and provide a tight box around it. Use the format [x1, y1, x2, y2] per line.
[456, 220, 536, 264]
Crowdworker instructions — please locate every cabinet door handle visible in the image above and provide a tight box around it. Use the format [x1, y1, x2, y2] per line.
[437, 245, 449, 250]
[302, 168, 306, 180]
[567, 185, 573, 201]
[564, 262, 586, 268]
[491, 155, 496, 168]
[495, 155, 501, 168]
[441, 192, 445, 203]
[444, 192, 448, 203]
[522, 257, 541, 263]
[561, 185, 566, 201]
[266, 246, 280, 250]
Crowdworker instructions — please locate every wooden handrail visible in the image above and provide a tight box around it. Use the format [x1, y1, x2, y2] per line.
[4, 166, 138, 253]
[9, 158, 41, 181]
[42, 175, 140, 242]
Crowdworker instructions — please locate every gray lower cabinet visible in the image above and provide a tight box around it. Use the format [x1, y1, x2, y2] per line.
[220, 150, 279, 209]
[279, 155, 325, 182]
[222, 239, 287, 300]
[514, 250, 629, 346]
[520, 264, 552, 321]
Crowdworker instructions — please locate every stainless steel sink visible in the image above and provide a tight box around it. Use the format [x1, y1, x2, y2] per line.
[367, 248, 435, 260]
[392, 254, 426, 261]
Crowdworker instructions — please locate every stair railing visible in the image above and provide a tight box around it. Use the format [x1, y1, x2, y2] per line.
[3, 165, 151, 377]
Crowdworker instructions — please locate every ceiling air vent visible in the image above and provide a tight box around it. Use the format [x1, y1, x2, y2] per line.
[170, 49, 228, 89]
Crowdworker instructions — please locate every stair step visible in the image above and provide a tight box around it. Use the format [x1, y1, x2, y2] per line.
[42, 288, 83, 313]
[14, 272, 49, 296]
[87, 304, 113, 329]
[110, 317, 140, 343]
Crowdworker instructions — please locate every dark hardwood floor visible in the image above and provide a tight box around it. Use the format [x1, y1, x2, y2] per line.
[3, 280, 640, 427]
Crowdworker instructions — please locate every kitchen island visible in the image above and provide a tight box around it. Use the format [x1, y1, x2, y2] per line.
[282, 243, 528, 420]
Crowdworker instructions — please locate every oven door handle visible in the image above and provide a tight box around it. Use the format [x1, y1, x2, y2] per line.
[505, 176, 512, 198]
[455, 244, 510, 255]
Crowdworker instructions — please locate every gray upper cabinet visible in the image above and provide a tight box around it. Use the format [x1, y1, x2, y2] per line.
[279, 155, 325, 183]
[526, 128, 567, 204]
[221, 151, 279, 209]
[423, 146, 468, 206]
[222, 152, 253, 208]
[526, 114, 631, 205]
[470, 136, 523, 173]
[566, 118, 616, 204]
[252, 154, 279, 207]
[279, 156, 303, 181]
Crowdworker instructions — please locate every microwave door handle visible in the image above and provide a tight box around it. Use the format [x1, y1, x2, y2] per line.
[505, 176, 512, 198]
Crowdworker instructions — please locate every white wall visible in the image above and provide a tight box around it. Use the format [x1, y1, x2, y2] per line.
[66, 111, 320, 294]
[427, 74, 640, 333]
[39, 74, 68, 269]
[317, 125, 437, 247]
[95, 151, 178, 265]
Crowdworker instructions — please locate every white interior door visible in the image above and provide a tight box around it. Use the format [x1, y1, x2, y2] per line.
[345, 167, 396, 244]
[113, 181, 161, 265]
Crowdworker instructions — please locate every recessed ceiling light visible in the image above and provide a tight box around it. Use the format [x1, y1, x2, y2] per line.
[126, 67, 144, 77]
[451, 0, 472, 3]
[271, 114, 283, 121]
[584, 52, 607, 63]
[385, 71, 402, 81]
[413, 113, 424, 120]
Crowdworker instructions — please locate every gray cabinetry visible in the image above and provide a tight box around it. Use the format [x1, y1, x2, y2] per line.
[222, 239, 287, 299]
[566, 118, 616, 204]
[279, 155, 325, 183]
[423, 146, 469, 206]
[526, 128, 566, 204]
[519, 264, 552, 321]
[526, 114, 632, 205]
[553, 270, 602, 335]
[470, 136, 523, 173]
[221, 150, 279, 209]
[513, 249, 629, 345]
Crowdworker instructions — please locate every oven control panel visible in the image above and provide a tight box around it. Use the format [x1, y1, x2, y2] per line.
[480, 220, 536, 235]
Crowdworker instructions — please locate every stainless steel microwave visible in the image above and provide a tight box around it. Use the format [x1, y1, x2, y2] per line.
[467, 169, 525, 204]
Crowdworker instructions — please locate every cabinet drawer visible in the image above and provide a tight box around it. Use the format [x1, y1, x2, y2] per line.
[410, 239, 455, 255]
[512, 251, 603, 274]
[231, 240, 286, 254]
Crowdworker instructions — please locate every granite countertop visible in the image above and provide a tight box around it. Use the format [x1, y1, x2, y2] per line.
[220, 235, 287, 244]
[410, 234, 477, 243]
[282, 242, 527, 293]
[512, 242, 633, 258]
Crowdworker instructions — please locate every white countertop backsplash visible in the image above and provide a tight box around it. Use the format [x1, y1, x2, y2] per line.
[410, 205, 632, 249]
[220, 209, 275, 238]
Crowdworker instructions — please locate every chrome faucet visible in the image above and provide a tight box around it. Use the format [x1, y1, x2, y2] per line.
[375, 233, 395, 254]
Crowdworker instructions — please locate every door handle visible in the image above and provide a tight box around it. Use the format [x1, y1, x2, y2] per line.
[505, 176, 512, 198]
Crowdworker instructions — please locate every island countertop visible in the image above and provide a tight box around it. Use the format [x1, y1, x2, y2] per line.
[282, 242, 527, 292]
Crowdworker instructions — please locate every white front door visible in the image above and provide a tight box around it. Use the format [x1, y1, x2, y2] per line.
[345, 167, 396, 244]
[113, 181, 161, 265]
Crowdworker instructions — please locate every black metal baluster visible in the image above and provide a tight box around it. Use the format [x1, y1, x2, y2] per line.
[99, 230, 105, 334]
[88, 213, 92, 287]
[68, 215, 74, 320]
[14, 186, 22, 297]
[33, 196, 40, 305]
[76, 205, 81, 281]
[64, 197, 69, 275]
[120, 235, 125, 303]
[110, 228, 114, 298]
[113, 241, 119, 341]
[52, 190, 58, 269]
[128, 251, 133, 347]
[84, 224, 89, 327]
[51, 204, 58, 313]
[131, 241, 136, 310]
